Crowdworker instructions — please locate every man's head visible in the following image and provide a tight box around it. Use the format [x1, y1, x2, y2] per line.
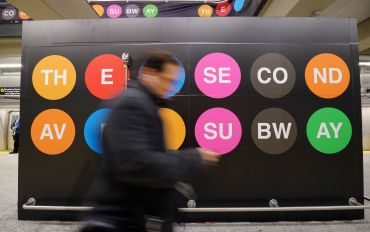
[139, 51, 179, 98]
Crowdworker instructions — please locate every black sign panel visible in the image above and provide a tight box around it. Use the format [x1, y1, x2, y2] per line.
[19, 18, 363, 221]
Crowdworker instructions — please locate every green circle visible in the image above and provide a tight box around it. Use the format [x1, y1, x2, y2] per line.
[306, 107, 352, 154]
[143, 4, 158, 17]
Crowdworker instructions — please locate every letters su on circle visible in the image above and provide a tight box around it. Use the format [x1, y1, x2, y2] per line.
[203, 122, 233, 140]
[109, 8, 121, 15]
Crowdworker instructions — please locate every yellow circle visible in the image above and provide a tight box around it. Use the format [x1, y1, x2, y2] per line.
[92, 4, 104, 17]
[198, 4, 213, 17]
[32, 55, 76, 100]
[159, 108, 186, 150]
[19, 11, 30, 20]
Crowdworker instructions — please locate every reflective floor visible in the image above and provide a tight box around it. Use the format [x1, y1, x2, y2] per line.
[1, 153, 370, 232]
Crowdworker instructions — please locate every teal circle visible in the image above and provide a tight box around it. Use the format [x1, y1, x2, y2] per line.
[143, 4, 158, 17]
[306, 107, 352, 154]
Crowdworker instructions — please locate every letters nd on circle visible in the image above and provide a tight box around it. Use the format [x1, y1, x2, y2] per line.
[32, 55, 76, 100]
[84, 108, 111, 154]
[195, 107, 242, 155]
[306, 107, 352, 154]
[85, 54, 128, 99]
[305, 53, 350, 99]
[251, 108, 297, 155]
[250, 53, 296, 99]
[195, 52, 241, 99]
[31, 109, 75, 155]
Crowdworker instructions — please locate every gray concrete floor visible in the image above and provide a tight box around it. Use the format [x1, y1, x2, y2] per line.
[1, 154, 370, 232]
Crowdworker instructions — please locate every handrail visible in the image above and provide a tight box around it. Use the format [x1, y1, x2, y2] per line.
[22, 197, 370, 212]
[22, 198, 93, 211]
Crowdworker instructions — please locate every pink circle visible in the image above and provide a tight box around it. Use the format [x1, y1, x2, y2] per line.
[195, 53, 241, 98]
[195, 107, 242, 155]
[107, 4, 122, 18]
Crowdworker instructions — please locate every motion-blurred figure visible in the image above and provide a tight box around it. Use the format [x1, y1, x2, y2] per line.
[10, 118, 19, 154]
[82, 51, 219, 232]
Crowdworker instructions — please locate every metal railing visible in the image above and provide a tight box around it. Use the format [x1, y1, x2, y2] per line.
[22, 197, 370, 212]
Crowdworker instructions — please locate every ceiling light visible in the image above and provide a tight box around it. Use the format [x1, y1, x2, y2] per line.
[359, 62, 370, 66]
[1, 72, 21, 76]
[0, 64, 22, 68]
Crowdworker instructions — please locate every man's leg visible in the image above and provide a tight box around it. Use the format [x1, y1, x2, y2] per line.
[13, 133, 19, 153]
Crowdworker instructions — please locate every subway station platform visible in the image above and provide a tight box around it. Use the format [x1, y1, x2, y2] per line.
[1, 153, 370, 232]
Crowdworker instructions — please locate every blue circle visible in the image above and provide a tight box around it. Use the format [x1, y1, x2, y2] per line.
[84, 108, 111, 154]
[233, 0, 245, 12]
[139, 56, 186, 98]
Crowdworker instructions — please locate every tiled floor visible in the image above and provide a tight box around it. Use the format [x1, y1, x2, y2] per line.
[0, 154, 370, 232]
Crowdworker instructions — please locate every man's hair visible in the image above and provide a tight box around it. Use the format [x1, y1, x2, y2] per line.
[142, 51, 178, 72]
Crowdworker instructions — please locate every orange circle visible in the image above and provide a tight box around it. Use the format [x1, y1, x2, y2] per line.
[305, 53, 350, 99]
[92, 4, 104, 17]
[19, 11, 30, 20]
[159, 108, 186, 150]
[198, 5, 213, 17]
[31, 109, 75, 155]
[32, 55, 76, 100]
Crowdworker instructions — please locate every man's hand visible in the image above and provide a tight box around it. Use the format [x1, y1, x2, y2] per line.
[197, 148, 220, 166]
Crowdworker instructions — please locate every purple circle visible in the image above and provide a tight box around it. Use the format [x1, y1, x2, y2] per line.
[195, 53, 241, 98]
[195, 107, 242, 155]
[107, 4, 122, 18]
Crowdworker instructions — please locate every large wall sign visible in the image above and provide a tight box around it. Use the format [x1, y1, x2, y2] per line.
[89, 0, 262, 19]
[19, 18, 362, 222]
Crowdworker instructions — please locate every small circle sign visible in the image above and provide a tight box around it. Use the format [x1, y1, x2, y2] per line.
[195, 53, 241, 99]
[251, 108, 297, 154]
[85, 54, 128, 99]
[306, 107, 352, 154]
[31, 109, 75, 155]
[32, 55, 76, 100]
[250, 53, 296, 99]
[159, 108, 186, 150]
[195, 107, 242, 155]
[107, 4, 122, 18]
[84, 108, 111, 154]
[305, 53, 350, 99]
[143, 4, 158, 18]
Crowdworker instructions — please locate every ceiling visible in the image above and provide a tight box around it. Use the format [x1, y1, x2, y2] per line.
[259, 0, 370, 55]
[0, 0, 369, 57]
